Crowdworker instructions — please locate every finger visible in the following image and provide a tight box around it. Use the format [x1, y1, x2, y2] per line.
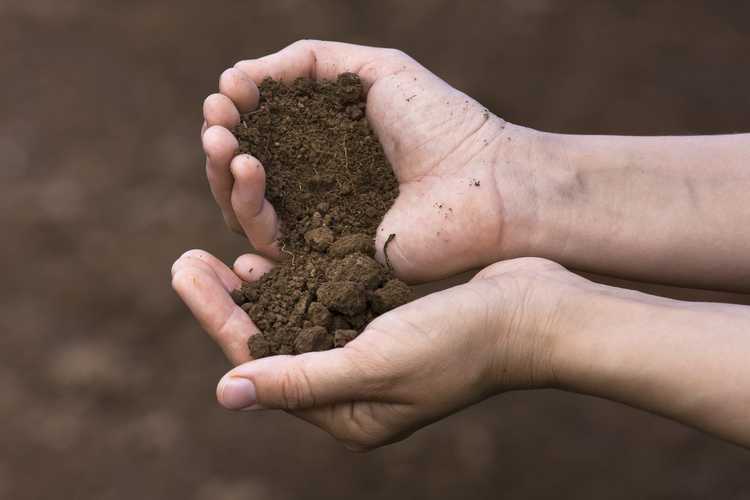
[219, 68, 260, 113]
[230, 154, 281, 258]
[203, 93, 240, 129]
[202, 125, 241, 233]
[171, 249, 242, 291]
[234, 40, 413, 91]
[216, 347, 381, 411]
[171, 250, 255, 365]
[233, 253, 275, 282]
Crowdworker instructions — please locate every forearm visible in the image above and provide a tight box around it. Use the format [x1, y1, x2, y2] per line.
[517, 131, 750, 292]
[554, 284, 750, 447]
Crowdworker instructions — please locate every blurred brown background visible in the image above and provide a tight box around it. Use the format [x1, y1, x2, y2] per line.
[2, 1, 750, 498]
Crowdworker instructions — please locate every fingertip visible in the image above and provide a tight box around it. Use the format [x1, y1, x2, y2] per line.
[170, 264, 193, 294]
[217, 375, 258, 410]
[171, 248, 243, 292]
[171, 248, 206, 278]
[233, 253, 275, 282]
[220, 67, 260, 113]
[203, 93, 240, 128]
[202, 125, 238, 160]
[229, 154, 264, 183]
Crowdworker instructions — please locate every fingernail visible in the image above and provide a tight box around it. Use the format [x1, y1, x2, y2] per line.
[219, 377, 257, 410]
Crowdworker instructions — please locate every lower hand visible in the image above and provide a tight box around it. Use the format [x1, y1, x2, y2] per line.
[172, 251, 591, 450]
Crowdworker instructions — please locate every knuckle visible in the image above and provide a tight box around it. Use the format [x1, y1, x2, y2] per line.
[278, 366, 316, 410]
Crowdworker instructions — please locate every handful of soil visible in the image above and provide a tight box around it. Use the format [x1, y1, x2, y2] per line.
[230, 73, 413, 358]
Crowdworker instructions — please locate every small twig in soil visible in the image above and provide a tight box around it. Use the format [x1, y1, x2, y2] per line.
[281, 243, 296, 266]
[343, 139, 349, 171]
[263, 135, 271, 157]
[383, 233, 397, 270]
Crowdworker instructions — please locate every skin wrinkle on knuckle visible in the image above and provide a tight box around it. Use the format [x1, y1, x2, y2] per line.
[359, 55, 411, 88]
[214, 307, 244, 346]
[278, 364, 316, 410]
[288, 39, 318, 79]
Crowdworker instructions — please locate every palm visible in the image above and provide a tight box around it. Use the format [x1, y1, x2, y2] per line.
[364, 73, 509, 281]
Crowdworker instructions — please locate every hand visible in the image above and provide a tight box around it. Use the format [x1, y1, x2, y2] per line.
[172, 250, 592, 450]
[201, 40, 542, 282]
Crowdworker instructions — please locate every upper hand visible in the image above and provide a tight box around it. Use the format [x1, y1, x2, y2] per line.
[201, 40, 538, 283]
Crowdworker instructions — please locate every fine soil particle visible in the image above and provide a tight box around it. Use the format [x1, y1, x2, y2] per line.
[231, 74, 413, 358]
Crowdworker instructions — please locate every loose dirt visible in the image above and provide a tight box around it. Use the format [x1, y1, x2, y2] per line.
[231, 73, 413, 358]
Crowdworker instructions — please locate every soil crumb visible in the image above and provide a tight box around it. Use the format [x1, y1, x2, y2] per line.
[231, 73, 413, 358]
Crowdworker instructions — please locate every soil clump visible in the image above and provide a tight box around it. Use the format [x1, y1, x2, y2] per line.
[231, 73, 413, 358]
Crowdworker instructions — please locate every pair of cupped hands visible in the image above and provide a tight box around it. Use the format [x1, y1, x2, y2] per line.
[172, 40, 594, 451]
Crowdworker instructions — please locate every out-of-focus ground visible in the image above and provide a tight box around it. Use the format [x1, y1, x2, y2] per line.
[2, 1, 750, 498]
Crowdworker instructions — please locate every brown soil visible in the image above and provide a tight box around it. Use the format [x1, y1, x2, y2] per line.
[231, 74, 413, 357]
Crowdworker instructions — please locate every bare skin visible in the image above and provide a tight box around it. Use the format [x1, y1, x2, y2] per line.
[175, 40, 750, 451]
[531, 133, 750, 292]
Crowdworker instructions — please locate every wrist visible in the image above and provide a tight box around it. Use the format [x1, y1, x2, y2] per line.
[489, 126, 582, 263]
[476, 259, 599, 392]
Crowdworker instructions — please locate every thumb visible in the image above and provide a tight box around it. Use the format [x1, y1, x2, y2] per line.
[216, 347, 379, 411]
